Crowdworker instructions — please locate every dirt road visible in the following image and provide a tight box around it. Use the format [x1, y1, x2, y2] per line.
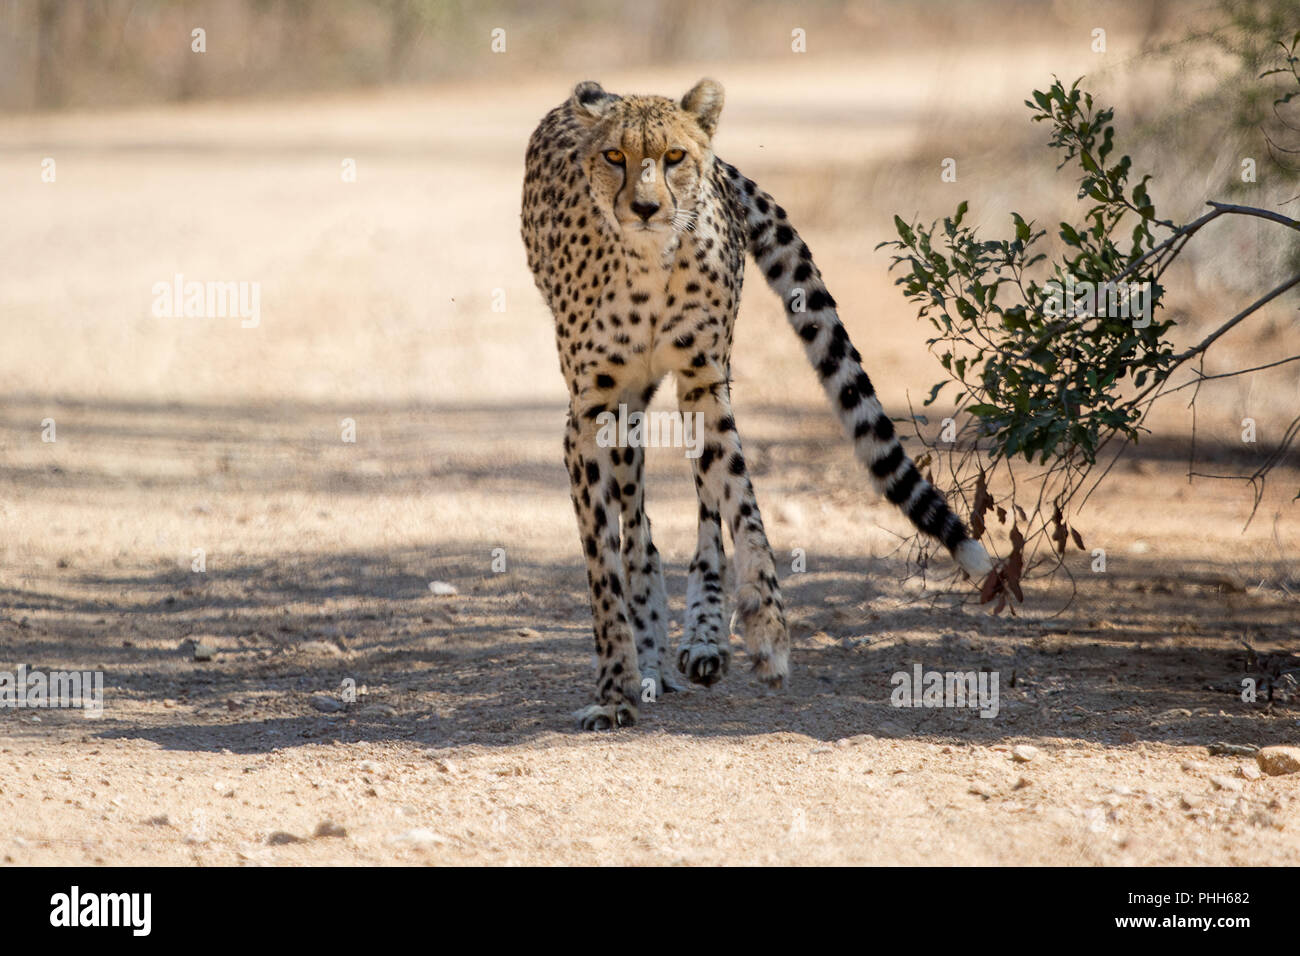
[2, 57, 1298, 865]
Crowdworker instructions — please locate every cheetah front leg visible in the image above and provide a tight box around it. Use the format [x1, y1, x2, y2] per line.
[677, 379, 790, 688]
[564, 405, 643, 730]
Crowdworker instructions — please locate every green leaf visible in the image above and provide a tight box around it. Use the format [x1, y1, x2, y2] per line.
[1012, 212, 1031, 242]
[923, 380, 949, 406]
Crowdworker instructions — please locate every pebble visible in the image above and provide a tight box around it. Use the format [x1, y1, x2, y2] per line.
[266, 831, 302, 845]
[192, 642, 217, 662]
[1012, 745, 1039, 763]
[361, 704, 398, 718]
[1256, 745, 1300, 776]
[314, 821, 347, 839]
[428, 581, 458, 596]
[1207, 742, 1257, 757]
[311, 694, 343, 713]
[1239, 763, 1263, 781]
[1209, 775, 1242, 792]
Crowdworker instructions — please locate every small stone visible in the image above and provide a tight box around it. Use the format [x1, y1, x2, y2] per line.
[314, 821, 347, 839]
[1207, 742, 1258, 757]
[1209, 775, 1242, 792]
[428, 581, 458, 596]
[514, 627, 540, 638]
[311, 694, 343, 713]
[1256, 745, 1300, 776]
[192, 642, 216, 662]
[361, 704, 398, 718]
[1239, 763, 1263, 781]
[1012, 745, 1039, 763]
[1180, 793, 1202, 810]
[266, 831, 302, 845]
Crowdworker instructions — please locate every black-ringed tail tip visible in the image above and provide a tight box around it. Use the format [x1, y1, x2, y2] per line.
[955, 539, 995, 579]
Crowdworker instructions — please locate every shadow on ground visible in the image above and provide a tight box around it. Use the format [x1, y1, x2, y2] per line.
[2, 543, 1296, 756]
[2, 393, 1297, 756]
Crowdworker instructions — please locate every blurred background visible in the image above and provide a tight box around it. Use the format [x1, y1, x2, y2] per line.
[1, 0, 1297, 583]
[0, 0, 1208, 109]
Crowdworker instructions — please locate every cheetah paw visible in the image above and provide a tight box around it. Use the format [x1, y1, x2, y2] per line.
[731, 589, 789, 689]
[676, 641, 730, 687]
[574, 701, 637, 731]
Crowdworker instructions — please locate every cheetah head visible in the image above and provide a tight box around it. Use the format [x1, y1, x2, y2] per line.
[569, 78, 724, 246]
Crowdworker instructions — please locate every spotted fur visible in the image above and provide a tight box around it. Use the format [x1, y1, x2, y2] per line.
[521, 79, 993, 730]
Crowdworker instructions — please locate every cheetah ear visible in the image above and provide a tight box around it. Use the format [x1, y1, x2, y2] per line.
[571, 81, 620, 122]
[680, 78, 724, 137]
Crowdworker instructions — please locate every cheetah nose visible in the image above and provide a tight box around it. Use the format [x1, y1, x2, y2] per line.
[630, 201, 660, 222]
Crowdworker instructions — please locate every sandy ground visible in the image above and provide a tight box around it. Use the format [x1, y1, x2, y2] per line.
[2, 50, 1299, 865]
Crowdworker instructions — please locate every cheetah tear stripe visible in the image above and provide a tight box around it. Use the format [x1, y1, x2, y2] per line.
[719, 160, 993, 580]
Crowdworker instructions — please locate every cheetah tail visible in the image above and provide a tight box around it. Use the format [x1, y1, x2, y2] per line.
[719, 161, 993, 580]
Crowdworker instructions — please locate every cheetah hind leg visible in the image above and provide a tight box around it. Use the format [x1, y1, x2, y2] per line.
[613, 441, 688, 701]
[676, 506, 732, 686]
[627, 538, 690, 699]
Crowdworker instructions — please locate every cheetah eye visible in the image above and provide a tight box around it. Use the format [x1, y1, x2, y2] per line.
[602, 149, 626, 165]
[664, 148, 686, 164]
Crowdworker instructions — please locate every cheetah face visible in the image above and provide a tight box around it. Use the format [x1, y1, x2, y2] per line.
[570, 79, 724, 245]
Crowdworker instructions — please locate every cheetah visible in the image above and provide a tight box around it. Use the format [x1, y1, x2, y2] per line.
[521, 79, 994, 730]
